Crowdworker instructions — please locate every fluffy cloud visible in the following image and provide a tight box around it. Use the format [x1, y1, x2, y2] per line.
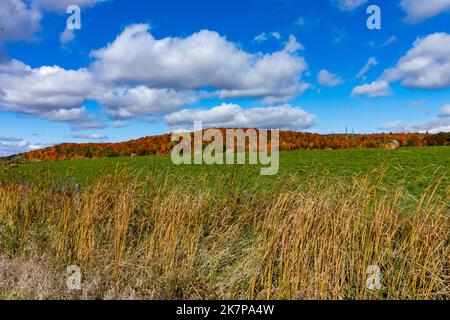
[91, 24, 308, 103]
[42, 107, 89, 122]
[90, 24, 248, 87]
[353, 33, 450, 97]
[96, 86, 198, 119]
[317, 69, 343, 87]
[0, 26, 309, 124]
[0, 0, 108, 52]
[0, 136, 47, 156]
[400, 0, 450, 23]
[379, 118, 450, 134]
[283, 35, 304, 53]
[351, 80, 391, 98]
[165, 103, 316, 131]
[0, 0, 41, 54]
[41, 0, 108, 44]
[439, 104, 450, 118]
[0, 55, 198, 123]
[383, 33, 450, 90]
[332, 0, 367, 11]
[356, 57, 377, 79]
[0, 16, 315, 130]
[1, 21, 312, 128]
[0, 59, 92, 121]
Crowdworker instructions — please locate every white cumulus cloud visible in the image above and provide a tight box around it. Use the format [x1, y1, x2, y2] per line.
[0, 59, 92, 121]
[317, 69, 344, 87]
[383, 33, 450, 90]
[95, 86, 198, 119]
[0, 21, 313, 129]
[353, 33, 450, 97]
[400, 0, 450, 23]
[91, 24, 308, 103]
[0, 136, 49, 156]
[0, 0, 41, 55]
[351, 80, 391, 98]
[165, 103, 316, 131]
[0, 0, 108, 53]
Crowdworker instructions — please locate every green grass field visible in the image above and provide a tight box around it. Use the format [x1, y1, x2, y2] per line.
[17, 147, 450, 198]
[1, 147, 449, 299]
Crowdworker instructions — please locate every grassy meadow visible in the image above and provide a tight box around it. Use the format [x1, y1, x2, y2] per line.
[16, 147, 450, 196]
[0, 147, 449, 299]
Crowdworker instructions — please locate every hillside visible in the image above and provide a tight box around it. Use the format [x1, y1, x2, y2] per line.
[13, 130, 450, 161]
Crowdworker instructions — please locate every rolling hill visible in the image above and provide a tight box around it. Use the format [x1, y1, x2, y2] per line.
[8, 130, 450, 161]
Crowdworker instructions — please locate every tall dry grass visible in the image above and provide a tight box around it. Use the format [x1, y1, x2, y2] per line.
[0, 167, 448, 299]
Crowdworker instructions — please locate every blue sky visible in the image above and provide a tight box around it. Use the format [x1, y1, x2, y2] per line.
[1, 0, 450, 155]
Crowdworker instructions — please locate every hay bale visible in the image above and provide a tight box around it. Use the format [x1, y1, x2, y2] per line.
[384, 139, 400, 150]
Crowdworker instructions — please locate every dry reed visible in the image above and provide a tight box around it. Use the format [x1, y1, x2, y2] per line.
[0, 167, 448, 300]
